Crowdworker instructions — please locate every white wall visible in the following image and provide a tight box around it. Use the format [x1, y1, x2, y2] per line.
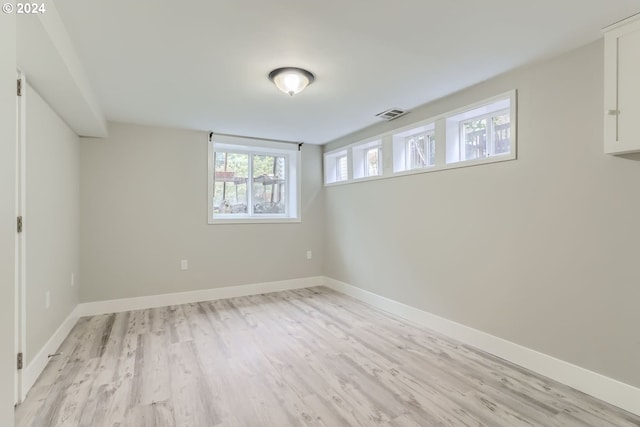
[24, 84, 80, 366]
[324, 40, 640, 388]
[80, 123, 324, 302]
[0, 12, 17, 426]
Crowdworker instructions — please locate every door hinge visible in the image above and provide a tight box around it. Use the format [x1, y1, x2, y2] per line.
[17, 79, 22, 97]
[17, 353, 23, 370]
[17, 216, 22, 233]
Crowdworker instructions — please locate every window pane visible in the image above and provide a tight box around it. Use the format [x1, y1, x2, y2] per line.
[213, 152, 248, 214]
[492, 114, 511, 155]
[337, 155, 348, 181]
[406, 134, 426, 169]
[366, 148, 379, 176]
[405, 132, 435, 169]
[463, 119, 487, 161]
[252, 154, 286, 215]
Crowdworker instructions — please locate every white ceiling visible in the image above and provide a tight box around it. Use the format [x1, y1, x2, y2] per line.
[54, 0, 639, 145]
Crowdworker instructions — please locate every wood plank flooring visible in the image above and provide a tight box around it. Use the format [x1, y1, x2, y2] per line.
[16, 286, 640, 427]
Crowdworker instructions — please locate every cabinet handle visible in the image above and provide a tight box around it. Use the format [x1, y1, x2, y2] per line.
[607, 109, 620, 116]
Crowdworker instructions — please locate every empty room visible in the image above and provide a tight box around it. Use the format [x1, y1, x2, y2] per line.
[2, 1, 640, 426]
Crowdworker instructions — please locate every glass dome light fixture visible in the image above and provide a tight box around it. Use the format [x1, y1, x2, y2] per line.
[269, 67, 315, 96]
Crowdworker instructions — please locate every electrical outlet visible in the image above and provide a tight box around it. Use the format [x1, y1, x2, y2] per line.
[306, 250, 312, 260]
[71, 272, 75, 287]
[181, 259, 188, 270]
[45, 291, 50, 309]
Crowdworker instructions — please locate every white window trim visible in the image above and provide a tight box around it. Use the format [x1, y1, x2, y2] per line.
[324, 90, 517, 187]
[208, 134, 301, 224]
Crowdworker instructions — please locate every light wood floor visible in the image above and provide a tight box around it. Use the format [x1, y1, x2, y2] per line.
[16, 287, 640, 427]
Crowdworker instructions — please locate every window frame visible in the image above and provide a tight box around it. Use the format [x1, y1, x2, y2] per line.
[392, 122, 436, 173]
[455, 107, 511, 162]
[324, 149, 349, 184]
[445, 96, 514, 166]
[459, 108, 511, 162]
[208, 135, 301, 224]
[352, 139, 382, 180]
[406, 132, 435, 170]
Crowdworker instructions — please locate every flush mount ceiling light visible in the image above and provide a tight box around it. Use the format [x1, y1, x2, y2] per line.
[269, 67, 315, 96]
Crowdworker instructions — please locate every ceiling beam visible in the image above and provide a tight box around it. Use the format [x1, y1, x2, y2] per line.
[17, 1, 107, 137]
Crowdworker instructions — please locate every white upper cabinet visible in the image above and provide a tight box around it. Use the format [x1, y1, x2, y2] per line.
[603, 14, 640, 154]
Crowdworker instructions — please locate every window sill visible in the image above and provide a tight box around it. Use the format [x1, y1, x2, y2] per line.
[324, 152, 515, 187]
[208, 217, 301, 225]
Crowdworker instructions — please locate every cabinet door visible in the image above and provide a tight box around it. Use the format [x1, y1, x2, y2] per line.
[604, 18, 640, 154]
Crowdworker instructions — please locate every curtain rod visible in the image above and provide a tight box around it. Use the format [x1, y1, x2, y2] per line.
[209, 131, 304, 151]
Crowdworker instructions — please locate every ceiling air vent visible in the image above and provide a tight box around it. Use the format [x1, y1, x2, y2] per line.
[375, 108, 409, 121]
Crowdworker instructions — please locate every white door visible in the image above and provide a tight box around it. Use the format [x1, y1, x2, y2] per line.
[14, 70, 26, 405]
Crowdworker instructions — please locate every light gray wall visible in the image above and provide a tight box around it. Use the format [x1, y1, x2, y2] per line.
[0, 12, 16, 425]
[80, 123, 324, 302]
[25, 84, 80, 365]
[323, 40, 640, 388]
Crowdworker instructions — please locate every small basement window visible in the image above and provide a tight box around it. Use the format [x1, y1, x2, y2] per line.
[352, 140, 382, 179]
[393, 122, 435, 173]
[445, 96, 514, 164]
[322, 90, 517, 186]
[324, 149, 349, 184]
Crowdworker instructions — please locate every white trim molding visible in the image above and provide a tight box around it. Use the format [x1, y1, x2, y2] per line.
[323, 276, 640, 417]
[77, 276, 324, 317]
[22, 305, 81, 402]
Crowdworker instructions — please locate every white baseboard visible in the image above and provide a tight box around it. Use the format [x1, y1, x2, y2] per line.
[76, 276, 324, 317]
[323, 276, 640, 417]
[22, 305, 80, 401]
